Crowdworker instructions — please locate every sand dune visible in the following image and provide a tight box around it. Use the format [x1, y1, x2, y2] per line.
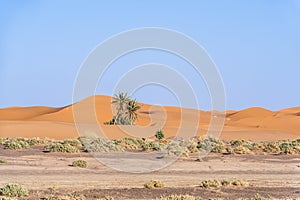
[0, 95, 299, 141]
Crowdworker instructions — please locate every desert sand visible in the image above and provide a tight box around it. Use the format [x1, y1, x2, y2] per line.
[0, 95, 299, 141]
[0, 95, 300, 141]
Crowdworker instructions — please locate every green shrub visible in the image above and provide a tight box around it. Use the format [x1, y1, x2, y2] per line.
[0, 197, 16, 200]
[44, 193, 86, 200]
[80, 137, 124, 152]
[155, 129, 165, 140]
[0, 184, 28, 197]
[44, 140, 80, 153]
[220, 179, 231, 187]
[157, 194, 202, 200]
[142, 141, 166, 151]
[199, 179, 248, 188]
[164, 141, 189, 157]
[199, 180, 221, 188]
[0, 160, 7, 164]
[3, 138, 30, 150]
[0, 138, 6, 145]
[101, 196, 114, 200]
[72, 160, 88, 168]
[116, 137, 145, 150]
[231, 179, 248, 187]
[2, 137, 52, 150]
[238, 194, 272, 200]
[197, 137, 219, 151]
[144, 180, 165, 189]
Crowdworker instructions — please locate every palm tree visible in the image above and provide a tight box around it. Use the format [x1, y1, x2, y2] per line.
[112, 92, 131, 124]
[126, 99, 141, 125]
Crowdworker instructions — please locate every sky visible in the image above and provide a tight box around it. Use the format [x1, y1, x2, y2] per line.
[0, 0, 300, 111]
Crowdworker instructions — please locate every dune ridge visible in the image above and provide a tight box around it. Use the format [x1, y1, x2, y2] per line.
[0, 95, 299, 141]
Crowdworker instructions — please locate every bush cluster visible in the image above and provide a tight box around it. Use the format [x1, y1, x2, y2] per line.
[80, 137, 124, 153]
[2, 137, 51, 150]
[0, 184, 28, 197]
[199, 179, 247, 188]
[44, 139, 81, 153]
[157, 194, 202, 200]
[144, 180, 165, 189]
[72, 160, 88, 168]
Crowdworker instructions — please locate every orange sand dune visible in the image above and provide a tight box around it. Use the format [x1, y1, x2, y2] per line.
[0, 95, 299, 141]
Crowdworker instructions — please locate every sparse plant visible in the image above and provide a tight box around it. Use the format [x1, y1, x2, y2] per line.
[155, 129, 165, 140]
[142, 141, 166, 152]
[231, 179, 247, 187]
[72, 160, 88, 168]
[2, 137, 52, 150]
[0, 184, 28, 197]
[80, 137, 124, 152]
[44, 140, 81, 153]
[0, 160, 7, 164]
[116, 137, 145, 150]
[199, 180, 221, 188]
[199, 179, 248, 188]
[164, 141, 189, 157]
[144, 180, 165, 189]
[101, 196, 114, 200]
[195, 158, 203, 162]
[157, 194, 202, 200]
[238, 194, 272, 200]
[3, 138, 30, 150]
[43, 193, 86, 200]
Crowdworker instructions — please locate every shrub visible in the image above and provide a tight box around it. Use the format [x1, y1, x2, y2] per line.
[80, 137, 124, 153]
[101, 196, 114, 200]
[72, 160, 88, 168]
[199, 180, 221, 188]
[142, 141, 166, 152]
[144, 180, 165, 189]
[157, 194, 202, 200]
[0, 138, 6, 145]
[233, 146, 252, 154]
[199, 179, 248, 188]
[238, 194, 272, 200]
[0, 197, 16, 200]
[220, 179, 231, 187]
[197, 137, 220, 151]
[2, 137, 52, 150]
[0, 184, 28, 197]
[0, 160, 7, 164]
[44, 140, 80, 153]
[116, 137, 145, 150]
[155, 129, 165, 140]
[231, 179, 248, 187]
[164, 141, 189, 157]
[44, 193, 86, 200]
[3, 138, 30, 150]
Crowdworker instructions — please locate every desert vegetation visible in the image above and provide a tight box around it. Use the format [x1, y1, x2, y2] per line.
[199, 179, 248, 188]
[156, 194, 296, 200]
[1, 136, 300, 156]
[0, 184, 28, 198]
[104, 92, 141, 125]
[72, 160, 88, 168]
[44, 139, 82, 153]
[0, 137, 52, 150]
[144, 180, 165, 189]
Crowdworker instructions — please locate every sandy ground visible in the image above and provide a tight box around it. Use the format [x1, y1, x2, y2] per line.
[0, 95, 300, 141]
[0, 146, 300, 199]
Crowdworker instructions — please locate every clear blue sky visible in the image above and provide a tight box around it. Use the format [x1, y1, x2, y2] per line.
[0, 0, 299, 110]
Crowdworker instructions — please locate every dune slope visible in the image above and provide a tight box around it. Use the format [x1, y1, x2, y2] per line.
[0, 95, 299, 141]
